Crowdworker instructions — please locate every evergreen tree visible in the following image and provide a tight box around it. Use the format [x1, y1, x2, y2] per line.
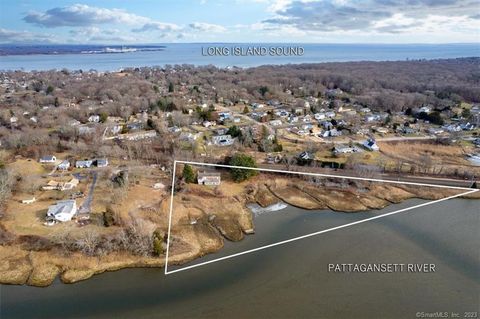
[182, 164, 196, 183]
[229, 153, 258, 182]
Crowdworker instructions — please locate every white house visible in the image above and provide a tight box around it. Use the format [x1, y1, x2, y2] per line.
[88, 115, 100, 123]
[57, 160, 70, 170]
[363, 139, 380, 151]
[46, 200, 77, 222]
[197, 171, 221, 186]
[322, 128, 341, 137]
[212, 135, 234, 146]
[76, 160, 94, 168]
[419, 106, 431, 114]
[325, 111, 336, 118]
[39, 155, 57, 163]
[96, 158, 109, 167]
[334, 145, 360, 154]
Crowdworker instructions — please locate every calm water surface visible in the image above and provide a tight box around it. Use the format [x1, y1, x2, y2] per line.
[1, 43, 479, 71]
[1, 198, 478, 319]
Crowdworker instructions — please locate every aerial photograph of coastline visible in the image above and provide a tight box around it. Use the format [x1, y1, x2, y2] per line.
[0, 1, 479, 318]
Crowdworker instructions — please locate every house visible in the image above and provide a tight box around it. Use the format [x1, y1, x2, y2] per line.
[314, 113, 326, 120]
[216, 128, 228, 135]
[269, 120, 282, 126]
[76, 160, 94, 168]
[321, 121, 334, 130]
[460, 123, 476, 131]
[39, 155, 56, 163]
[218, 112, 232, 121]
[168, 126, 181, 133]
[360, 107, 371, 113]
[212, 135, 234, 146]
[42, 178, 79, 191]
[443, 124, 461, 132]
[419, 106, 431, 114]
[266, 153, 282, 164]
[298, 151, 314, 161]
[288, 116, 299, 123]
[363, 139, 380, 151]
[428, 127, 444, 135]
[334, 145, 360, 154]
[46, 200, 77, 222]
[325, 111, 336, 118]
[197, 171, 221, 186]
[274, 110, 289, 117]
[116, 130, 157, 141]
[42, 180, 63, 191]
[373, 127, 389, 134]
[322, 129, 341, 137]
[57, 160, 70, 170]
[203, 121, 216, 128]
[88, 115, 100, 123]
[62, 178, 79, 190]
[294, 107, 305, 115]
[402, 127, 416, 134]
[179, 132, 200, 142]
[365, 114, 381, 122]
[96, 158, 108, 167]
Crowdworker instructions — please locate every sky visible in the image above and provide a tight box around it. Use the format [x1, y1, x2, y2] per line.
[0, 0, 479, 44]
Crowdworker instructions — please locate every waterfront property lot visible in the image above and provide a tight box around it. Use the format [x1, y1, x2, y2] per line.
[165, 160, 476, 274]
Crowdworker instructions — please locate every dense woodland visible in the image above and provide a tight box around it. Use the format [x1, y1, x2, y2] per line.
[0, 57, 478, 164]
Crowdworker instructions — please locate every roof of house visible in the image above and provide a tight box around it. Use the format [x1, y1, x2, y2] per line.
[96, 158, 108, 165]
[198, 171, 221, 178]
[40, 155, 56, 161]
[47, 200, 76, 217]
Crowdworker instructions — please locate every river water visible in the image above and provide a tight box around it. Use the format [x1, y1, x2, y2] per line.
[1, 198, 479, 318]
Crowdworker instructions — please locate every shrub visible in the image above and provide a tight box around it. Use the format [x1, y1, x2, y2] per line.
[229, 153, 258, 182]
[103, 206, 117, 227]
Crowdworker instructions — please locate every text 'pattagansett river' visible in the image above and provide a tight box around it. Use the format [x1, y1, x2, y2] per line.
[328, 263, 436, 273]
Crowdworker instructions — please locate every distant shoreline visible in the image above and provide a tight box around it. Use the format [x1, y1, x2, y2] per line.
[0, 43, 478, 71]
[0, 45, 166, 56]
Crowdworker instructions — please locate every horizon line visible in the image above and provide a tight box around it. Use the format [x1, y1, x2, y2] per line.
[1, 42, 479, 46]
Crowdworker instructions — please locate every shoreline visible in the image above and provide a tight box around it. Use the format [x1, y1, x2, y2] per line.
[1, 177, 478, 287]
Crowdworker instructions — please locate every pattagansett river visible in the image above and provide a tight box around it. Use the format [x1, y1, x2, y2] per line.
[1, 198, 479, 319]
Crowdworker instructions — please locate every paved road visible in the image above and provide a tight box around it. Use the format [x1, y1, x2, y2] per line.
[78, 171, 98, 214]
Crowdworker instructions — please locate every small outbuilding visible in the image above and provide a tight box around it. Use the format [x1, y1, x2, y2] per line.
[197, 171, 221, 186]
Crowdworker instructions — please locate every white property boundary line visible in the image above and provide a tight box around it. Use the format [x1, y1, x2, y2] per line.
[164, 160, 478, 275]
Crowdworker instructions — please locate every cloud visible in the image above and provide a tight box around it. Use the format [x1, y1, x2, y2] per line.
[262, 0, 480, 34]
[131, 22, 181, 33]
[188, 22, 227, 32]
[23, 4, 150, 27]
[0, 28, 56, 43]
